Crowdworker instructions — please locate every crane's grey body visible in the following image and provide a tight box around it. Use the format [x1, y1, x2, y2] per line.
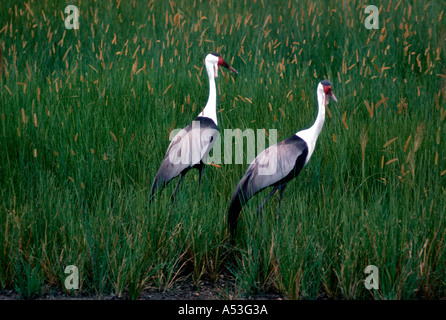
[150, 117, 218, 200]
[227, 80, 337, 236]
[150, 53, 237, 203]
[228, 135, 308, 233]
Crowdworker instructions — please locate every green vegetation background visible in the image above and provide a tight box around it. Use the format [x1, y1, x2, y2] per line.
[0, 0, 445, 299]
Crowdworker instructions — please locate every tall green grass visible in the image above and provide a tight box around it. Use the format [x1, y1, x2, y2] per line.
[0, 0, 445, 299]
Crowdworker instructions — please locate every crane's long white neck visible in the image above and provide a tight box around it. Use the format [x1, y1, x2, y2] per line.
[296, 85, 326, 164]
[309, 88, 326, 138]
[198, 64, 218, 125]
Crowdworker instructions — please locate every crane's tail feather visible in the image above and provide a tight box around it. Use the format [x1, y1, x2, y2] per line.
[227, 172, 253, 237]
[228, 193, 243, 237]
[149, 174, 166, 204]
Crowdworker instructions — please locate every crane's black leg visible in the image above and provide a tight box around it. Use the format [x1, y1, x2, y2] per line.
[170, 173, 184, 204]
[277, 184, 287, 219]
[197, 165, 204, 195]
[257, 186, 279, 224]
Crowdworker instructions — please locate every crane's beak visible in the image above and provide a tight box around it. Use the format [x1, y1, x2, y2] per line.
[329, 91, 338, 103]
[218, 57, 238, 74]
[324, 90, 337, 105]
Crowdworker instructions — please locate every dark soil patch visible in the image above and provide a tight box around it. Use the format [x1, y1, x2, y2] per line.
[0, 277, 285, 300]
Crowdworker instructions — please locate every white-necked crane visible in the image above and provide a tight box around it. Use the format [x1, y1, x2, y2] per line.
[150, 53, 238, 203]
[227, 80, 337, 236]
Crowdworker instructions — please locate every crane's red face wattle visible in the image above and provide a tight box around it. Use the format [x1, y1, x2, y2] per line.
[218, 56, 238, 74]
[323, 84, 337, 105]
[205, 53, 238, 78]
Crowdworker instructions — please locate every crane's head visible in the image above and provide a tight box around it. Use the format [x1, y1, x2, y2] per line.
[319, 80, 338, 105]
[205, 53, 238, 78]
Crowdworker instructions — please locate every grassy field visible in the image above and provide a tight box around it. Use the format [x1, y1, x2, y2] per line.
[0, 0, 445, 299]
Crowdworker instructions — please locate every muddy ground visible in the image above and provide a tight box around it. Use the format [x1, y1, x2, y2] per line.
[0, 276, 285, 300]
